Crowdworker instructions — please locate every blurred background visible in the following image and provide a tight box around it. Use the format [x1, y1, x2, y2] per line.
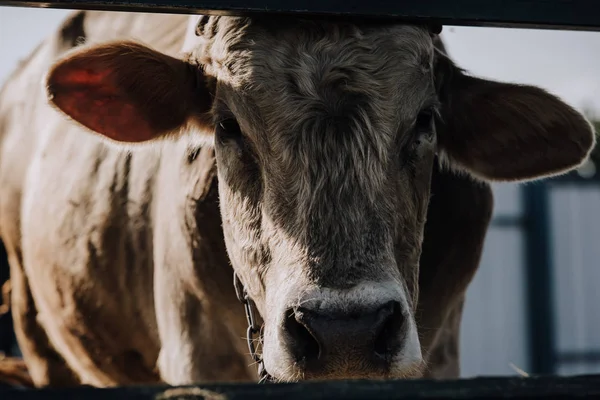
[1, 5, 599, 379]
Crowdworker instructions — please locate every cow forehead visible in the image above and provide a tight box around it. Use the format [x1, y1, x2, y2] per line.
[248, 25, 434, 123]
[194, 17, 436, 148]
[187, 16, 434, 102]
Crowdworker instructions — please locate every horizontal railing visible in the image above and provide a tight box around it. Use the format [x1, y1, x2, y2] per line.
[0, 1, 600, 31]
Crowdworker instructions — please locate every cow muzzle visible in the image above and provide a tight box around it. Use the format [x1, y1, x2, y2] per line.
[262, 282, 424, 381]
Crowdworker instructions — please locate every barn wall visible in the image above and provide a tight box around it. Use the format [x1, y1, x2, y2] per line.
[459, 183, 530, 377]
[550, 185, 600, 376]
[459, 181, 600, 378]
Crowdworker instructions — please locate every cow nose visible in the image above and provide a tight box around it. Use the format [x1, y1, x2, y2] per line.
[283, 300, 405, 371]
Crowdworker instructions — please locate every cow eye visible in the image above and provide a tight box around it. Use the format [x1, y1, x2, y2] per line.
[216, 118, 243, 143]
[412, 106, 436, 146]
[415, 107, 434, 133]
[405, 107, 436, 162]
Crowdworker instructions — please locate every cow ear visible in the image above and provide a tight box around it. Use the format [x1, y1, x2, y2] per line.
[434, 51, 595, 182]
[46, 41, 214, 144]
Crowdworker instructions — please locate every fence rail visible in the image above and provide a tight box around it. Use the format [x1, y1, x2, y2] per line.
[1, 0, 600, 31]
[3, 375, 600, 399]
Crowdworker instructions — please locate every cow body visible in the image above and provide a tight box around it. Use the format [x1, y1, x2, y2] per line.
[0, 11, 593, 387]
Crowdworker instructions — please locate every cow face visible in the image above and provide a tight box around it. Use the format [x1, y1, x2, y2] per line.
[45, 15, 594, 382]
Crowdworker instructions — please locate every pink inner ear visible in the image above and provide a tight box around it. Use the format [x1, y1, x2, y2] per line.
[49, 65, 158, 143]
[53, 67, 110, 86]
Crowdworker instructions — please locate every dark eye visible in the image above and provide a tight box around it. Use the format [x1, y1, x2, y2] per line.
[415, 107, 434, 133]
[216, 118, 243, 143]
[404, 107, 436, 162]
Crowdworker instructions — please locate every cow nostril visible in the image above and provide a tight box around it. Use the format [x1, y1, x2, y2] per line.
[373, 301, 405, 359]
[284, 308, 320, 364]
[282, 300, 407, 373]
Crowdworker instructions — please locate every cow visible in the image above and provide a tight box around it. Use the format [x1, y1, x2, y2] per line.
[0, 10, 594, 388]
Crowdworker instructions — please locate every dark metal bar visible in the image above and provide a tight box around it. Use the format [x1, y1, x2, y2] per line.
[3, 375, 600, 399]
[523, 183, 557, 375]
[1, 0, 600, 31]
[557, 351, 600, 364]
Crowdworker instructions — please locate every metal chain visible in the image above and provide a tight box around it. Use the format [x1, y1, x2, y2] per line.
[233, 273, 272, 384]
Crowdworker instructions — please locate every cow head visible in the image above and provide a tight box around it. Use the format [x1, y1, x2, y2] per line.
[45, 16, 595, 382]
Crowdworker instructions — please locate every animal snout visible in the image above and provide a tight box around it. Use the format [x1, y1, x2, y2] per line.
[283, 300, 406, 374]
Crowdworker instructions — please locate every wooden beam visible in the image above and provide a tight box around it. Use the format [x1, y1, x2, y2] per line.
[0, 0, 600, 31]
